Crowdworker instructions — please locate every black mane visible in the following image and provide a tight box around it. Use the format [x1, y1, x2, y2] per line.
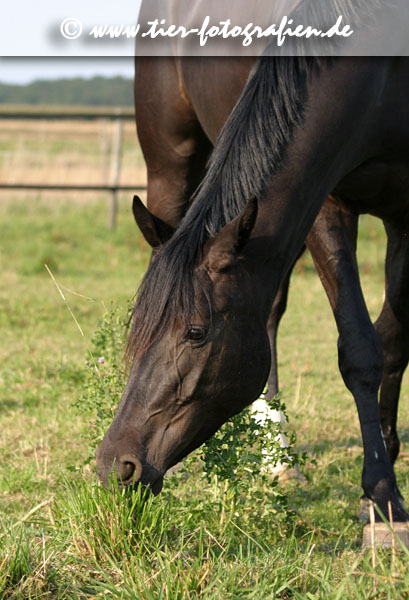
[128, 0, 390, 359]
[126, 55, 321, 360]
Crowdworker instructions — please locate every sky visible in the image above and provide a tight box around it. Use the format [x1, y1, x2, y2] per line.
[0, 0, 141, 82]
[1, 0, 407, 84]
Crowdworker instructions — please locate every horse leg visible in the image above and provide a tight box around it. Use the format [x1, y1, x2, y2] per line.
[251, 249, 307, 480]
[306, 197, 407, 521]
[134, 57, 212, 228]
[375, 221, 409, 465]
[266, 248, 305, 397]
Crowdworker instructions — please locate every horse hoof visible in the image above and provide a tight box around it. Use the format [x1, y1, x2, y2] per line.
[362, 522, 409, 549]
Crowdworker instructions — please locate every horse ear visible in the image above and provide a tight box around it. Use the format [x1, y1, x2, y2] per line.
[205, 198, 258, 270]
[132, 195, 175, 248]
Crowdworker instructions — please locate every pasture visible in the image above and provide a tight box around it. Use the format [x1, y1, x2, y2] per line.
[1, 121, 409, 598]
[0, 111, 144, 188]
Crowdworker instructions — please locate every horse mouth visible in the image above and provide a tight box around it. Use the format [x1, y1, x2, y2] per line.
[151, 476, 164, 496]
[104, 475, 164, 498]
[127, 475, 164, 496]
[97, 465, 164, 496]
[116, 473, 164, 496]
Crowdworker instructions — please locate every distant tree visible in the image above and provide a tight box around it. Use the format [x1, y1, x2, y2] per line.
[0, 77, 134, 106]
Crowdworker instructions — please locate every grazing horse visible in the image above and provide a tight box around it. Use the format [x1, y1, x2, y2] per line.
[131, 53, 409, 470]
[133, 56, 301, 472]
[131, 0, 409, 465]
[97, 54, 409, 521]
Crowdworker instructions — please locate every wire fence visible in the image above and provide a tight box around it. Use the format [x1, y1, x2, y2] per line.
[0, 106, 147, 229]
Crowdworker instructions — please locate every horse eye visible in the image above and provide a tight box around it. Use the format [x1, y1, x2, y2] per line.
[187, 326, 207, 343]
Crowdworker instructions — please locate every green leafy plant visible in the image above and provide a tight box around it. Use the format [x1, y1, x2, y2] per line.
[200, 393, 304, 484]
[74, 305, 129, 464]
[173, 392, 307, 523]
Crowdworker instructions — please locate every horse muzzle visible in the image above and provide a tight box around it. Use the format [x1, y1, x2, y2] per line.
[96, 447, 164, 495]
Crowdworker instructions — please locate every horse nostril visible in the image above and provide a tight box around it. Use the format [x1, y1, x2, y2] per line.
[121, 461, 135, 481]
[117, 454, 143, 484]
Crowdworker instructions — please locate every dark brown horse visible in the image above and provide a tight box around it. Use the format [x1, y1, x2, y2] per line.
[131, 52, 409, 467]
[97, 53, 409, 521]
[130, 53, 409, 468]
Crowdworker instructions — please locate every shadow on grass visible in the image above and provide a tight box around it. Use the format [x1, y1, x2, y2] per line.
[0, 398, 21, 413]
[297, 434, 362, 457]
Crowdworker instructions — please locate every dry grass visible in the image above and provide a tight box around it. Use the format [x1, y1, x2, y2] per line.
[0, 117, 146, 187]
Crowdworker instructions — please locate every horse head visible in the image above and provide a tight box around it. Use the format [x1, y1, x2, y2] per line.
[96, 197, 271, 493]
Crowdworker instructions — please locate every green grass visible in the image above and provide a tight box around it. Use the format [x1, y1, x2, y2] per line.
[1, 195, 409, 598]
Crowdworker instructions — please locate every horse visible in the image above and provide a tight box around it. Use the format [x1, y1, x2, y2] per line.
[130, 51, 409, 470]
[97, 46, 409, 520]
[130, 0, 408, 466]
[130, 48, 408, 468]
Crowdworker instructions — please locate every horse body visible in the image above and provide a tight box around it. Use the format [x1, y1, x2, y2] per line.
[97, 54, 409, 520]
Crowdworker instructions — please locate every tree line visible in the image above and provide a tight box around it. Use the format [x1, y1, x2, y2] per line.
[0, 77, 134, 106]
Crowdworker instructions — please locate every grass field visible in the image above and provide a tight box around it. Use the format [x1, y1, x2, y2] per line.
[0, 115, 144, 187]
[1, 192, 409, 599]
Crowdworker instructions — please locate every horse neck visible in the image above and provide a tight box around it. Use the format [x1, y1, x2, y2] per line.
[245, 58, 389, 312]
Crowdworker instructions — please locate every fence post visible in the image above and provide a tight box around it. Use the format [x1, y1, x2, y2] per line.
[109, 117, 123, 230]
[100, 118, 110, 185]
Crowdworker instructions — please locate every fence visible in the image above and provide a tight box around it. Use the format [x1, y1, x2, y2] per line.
[0, 106, 147, 229]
